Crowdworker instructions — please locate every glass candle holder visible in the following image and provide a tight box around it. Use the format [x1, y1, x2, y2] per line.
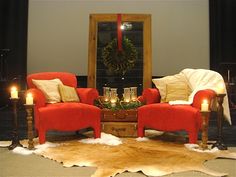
[123, 88, 131, 102]
[130, 87, 137, 101]
[103, 87, 110, 102]
[110, 88, 118, 107]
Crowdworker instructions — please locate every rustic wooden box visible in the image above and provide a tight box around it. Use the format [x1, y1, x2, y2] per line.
[101, 109, 137, 122]
[101, 109, 137, 137]
[101, 122, 137, 137]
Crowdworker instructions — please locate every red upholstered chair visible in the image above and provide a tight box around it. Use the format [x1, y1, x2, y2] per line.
[138, 88, 216, 144]
[26, 72, 101, 144]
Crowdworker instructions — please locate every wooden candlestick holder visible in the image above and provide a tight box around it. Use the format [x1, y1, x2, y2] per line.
[212, 93, 227, 150]
[8, 98, 23, 150]
[24, 104, 35, 150]
[200, 111, 210, 150]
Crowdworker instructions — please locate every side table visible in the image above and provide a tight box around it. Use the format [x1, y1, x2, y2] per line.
[101, 109, 137, 137]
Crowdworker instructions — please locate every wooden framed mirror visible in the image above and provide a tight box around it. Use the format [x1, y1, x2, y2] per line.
[87, 14, 152, 96]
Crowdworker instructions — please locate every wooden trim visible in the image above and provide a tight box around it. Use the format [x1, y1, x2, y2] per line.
[87, 14, 97, 88]
[87, 14, 152, 89]
[143, 14, 152, 89]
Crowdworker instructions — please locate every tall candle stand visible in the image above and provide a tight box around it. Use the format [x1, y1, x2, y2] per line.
[212, 93, 227, 150]
[24, 104, 35, 150]
[200, 111, 210, 150]
[8, 98, 23, 150]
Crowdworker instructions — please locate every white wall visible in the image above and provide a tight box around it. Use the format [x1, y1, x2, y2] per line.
[28, 0, 209, 76]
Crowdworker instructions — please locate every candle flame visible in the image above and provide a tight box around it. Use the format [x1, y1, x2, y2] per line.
[203, 99, 208, 104]
[110, 99, 116, 103]
[11, 86, 17, 91]
[27, 93, 33, 97]
[125, 99, 130, 103]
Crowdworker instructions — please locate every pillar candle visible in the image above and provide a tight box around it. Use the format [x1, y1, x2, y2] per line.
[201, 99, 209, 111]
[10, 87, 18, 98]
[26, 93, 33, 105]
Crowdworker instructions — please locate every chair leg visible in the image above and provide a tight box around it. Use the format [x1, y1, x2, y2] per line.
[39, 130, 46, 144]
[94, 126, 101, 138]
[188, 131, 198, 144]
[138, 125, 145, 137]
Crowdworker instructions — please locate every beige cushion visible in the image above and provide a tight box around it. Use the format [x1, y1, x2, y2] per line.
[165, 83, 189, 102]
[32, 79, 62, 103]
[152, 73, 191, 102]
[58, 84, 80, 102]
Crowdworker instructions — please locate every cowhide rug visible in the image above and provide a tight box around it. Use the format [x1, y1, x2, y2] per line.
[2, 132, 236, 177]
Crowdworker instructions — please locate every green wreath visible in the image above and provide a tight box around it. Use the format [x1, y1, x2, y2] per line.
[102, 37, 137, 75]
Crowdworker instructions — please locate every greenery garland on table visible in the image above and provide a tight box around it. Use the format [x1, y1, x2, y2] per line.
[94, 96, 144, 111]
[102, 37, 138, 75]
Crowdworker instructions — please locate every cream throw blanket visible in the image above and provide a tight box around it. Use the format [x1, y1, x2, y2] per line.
[178, 68, 231, 124]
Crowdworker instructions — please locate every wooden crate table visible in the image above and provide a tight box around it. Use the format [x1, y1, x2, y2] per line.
[101, 109, 137, 137]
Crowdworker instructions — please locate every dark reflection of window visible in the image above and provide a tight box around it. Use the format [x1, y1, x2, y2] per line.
[96, 22, 143, 97]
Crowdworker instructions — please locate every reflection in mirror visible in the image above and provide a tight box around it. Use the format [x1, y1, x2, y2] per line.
[96, 22, 143, 96]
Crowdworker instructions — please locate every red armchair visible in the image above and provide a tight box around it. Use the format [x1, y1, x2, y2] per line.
[26, 72, 101, 144]
[138, 88, 216, 144]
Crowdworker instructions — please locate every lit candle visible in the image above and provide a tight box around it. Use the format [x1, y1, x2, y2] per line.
[124, 98, 130, 103]
[110, 88, 117, 107]
[123, 88, 131, 102]
[26, 93, 33, 105]
[130, 87, 137, 100]
[201, 99, 209, 111]
[10, 87, 18, 98]
[103, 87, 110, 102]
[110, 99, 116, 107]
[216, 83, 225, 94]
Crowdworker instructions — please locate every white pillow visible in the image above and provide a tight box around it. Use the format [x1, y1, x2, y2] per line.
[32, 78, 63, 103]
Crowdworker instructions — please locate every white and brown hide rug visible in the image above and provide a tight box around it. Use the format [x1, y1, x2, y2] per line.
[3, 132, 236, 177]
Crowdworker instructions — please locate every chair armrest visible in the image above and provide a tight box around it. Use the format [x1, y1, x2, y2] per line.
[26, 88, 46, 108]
[192, 89, 217, 110]
[76, 88, 99, 105]
[139, 88, 161, 104]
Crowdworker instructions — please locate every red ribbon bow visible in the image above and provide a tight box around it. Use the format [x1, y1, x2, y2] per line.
[117, 14, 122, 51]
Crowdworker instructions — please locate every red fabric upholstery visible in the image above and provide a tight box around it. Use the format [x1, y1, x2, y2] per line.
[26, 72, 101, 144]
[76, 88, 99, 105]
[192, 89, 216, 109]
[142, 88, 161, 104]
[138, 88, 216, 144]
